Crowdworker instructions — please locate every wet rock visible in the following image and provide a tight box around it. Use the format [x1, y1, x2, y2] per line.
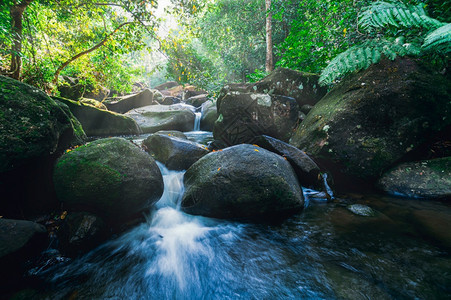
[0, 219, 47, 283]
[105, 89, 156, 113]
[200, 100, 217, 131]
[347, 204, 377, 217]
[213, 92, 299, 146]
[185, 94, 209, 107]
[153, 130, 187, 139]
[182, 144, 303, 220]
[56, 97, 141, 136]
[290, 58, 451, 190]
[143, 134, 209, 170]
[183, 86, 207, 99]
[59, 212, 106, 256]
[252, 68, 327, 107]
[254, 135, 324, 190]
[378, 157, 451, 199]
[125, 104, 195, 133]
[53, 138, 163, 223]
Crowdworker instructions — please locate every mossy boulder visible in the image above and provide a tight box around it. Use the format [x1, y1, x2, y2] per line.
[290, 58, 451, 188]
[252, 67, 327, 107]
[0, 76, 86, 173]
[213, 92, 299, 146]
[143, 134, 209, 170]
[200, 100, 217, 131]
[80, 98, 107, 110]
[378, 157, 451, 199]
[53, 138, 164, 222]
[181, 144, 303, 220]
[125, 104, 195, 133]
[55, 96, 141, 136]
[104, 89, 156, 113]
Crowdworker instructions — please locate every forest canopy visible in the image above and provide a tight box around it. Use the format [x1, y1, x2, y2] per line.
[0, 0, 449, 94]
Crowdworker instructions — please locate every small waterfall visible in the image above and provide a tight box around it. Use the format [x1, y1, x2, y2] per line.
[194, 112, 202, 131]
[322, 173, 334, 199]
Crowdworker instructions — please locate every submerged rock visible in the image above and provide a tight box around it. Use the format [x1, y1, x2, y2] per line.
[347, 204, 377, 217]
[53, 138, 163, 223]
[378, 157, 451, 199]
[56, 97, 141, 136]
[290, 58, 451, 189]
[105, 89, 156, 113]
[182, 144, 303, 220]
[143, 134, 209, 170]
[213, 92, 299, 146]
[126, 104, 195, 133]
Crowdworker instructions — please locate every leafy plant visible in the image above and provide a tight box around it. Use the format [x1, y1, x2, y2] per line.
[319, 1, 450, 86]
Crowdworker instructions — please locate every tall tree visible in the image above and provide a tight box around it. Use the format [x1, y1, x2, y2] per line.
[265, 0, 273, 72]
[9, 0, 33, 79]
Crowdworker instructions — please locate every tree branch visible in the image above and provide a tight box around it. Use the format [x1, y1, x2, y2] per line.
[52, 21, 134, 85]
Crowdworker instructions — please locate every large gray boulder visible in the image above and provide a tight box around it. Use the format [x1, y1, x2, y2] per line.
[126, 104, 195, 133]
[213, 92, 299, 146]
[143, 134, 209, 170]
[252, 68, 327, 107]
[53, 138, 164, 222]
[105, 89, 156, 113]
[56, 97, 141, 136]
[290, 58, 451, 188]
[200, 100, 217, 131]
[378, 157, 451, 199]
[182, 144, 303, 220]
[185, 94, 209, 108]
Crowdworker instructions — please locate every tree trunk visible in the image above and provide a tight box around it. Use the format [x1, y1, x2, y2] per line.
[10, 0, 33, 80]
[52, 22, 133, 85]
[265, 0, 274, 73]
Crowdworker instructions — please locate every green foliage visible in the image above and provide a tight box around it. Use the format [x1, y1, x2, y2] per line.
[274, 0, 369, 73]
[319, 1, 450, 86]
[320, 38, 420, 85]
[246, 69, 269, 82]
[422, 23, 451, 52]
[359, 1, 444, 31]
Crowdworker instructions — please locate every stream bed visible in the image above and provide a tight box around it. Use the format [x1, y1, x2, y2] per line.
[26, 132, 451, 299]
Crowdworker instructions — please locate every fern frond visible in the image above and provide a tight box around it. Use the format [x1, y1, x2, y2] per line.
[319, 38, 421, 86]
[359, 1, 445, 32]
[422, 23, 451, 53]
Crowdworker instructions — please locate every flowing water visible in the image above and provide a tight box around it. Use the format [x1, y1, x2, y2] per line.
[33, 160, 451, 299]
[27, 130, 451, 299]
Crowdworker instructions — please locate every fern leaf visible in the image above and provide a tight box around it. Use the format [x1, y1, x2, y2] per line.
[422, 23, 451, 53]
[319, 38, 423, 86]
[359, 1, 445, 31]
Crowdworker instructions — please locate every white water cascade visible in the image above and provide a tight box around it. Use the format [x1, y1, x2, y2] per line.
[194, 111, 202, 131]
